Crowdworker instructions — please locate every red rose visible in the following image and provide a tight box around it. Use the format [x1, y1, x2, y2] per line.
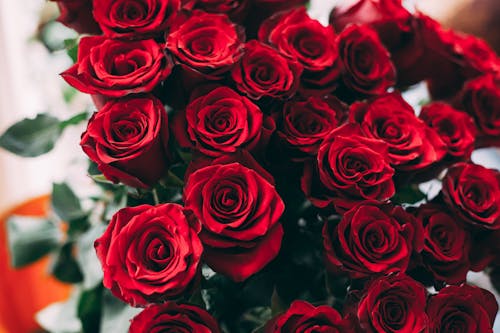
[81, 96, 170, 188]
[184, 152, 285, 281]
[275, 96, 346, 159]
[427, 284, 498, 333]
[259, 8, 340, 95]
[302, 123, 395, 212]
[420, 102, 476, 160]
[231, 40, 303, 100]
[357, 274, 428, 333]
[457, 74, 500, 148]
[323, 202, 423, 279]
[50, 0, 101, 34]
[337, 24, 396, 98]
[94, 204, 203, 307]
[92, 0, 180, 38]
[264, 300, 357, 332]
[350, 92, 447, 171]
[253, 0, 306, 13]
[165, 11, 245, 79]
[129, 302, 221, 332]
[182, 0, 251, 23]
[172, 86, 274, 157]
[415, 203, 471, 285]
[442, 163, 500, 230]
[61, 36, 171, 98]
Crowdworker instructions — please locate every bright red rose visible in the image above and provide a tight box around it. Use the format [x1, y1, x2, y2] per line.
[350, 92, 447, 171]
[184, 152, 285, 282]
[81, 96, 170, 188]
[165, 11, 245, 79]
[231, 40, 303, 100]
[50, 0, 101, 34]
[420, 102, 476, 160]
[94, 204, 203, 307]
[323, 202, 423, 279]
[457, 74, 500, 148]
[275, 96, 346, 159]
[302, 123, 395, 212]
[415, 203, 471, 285]
[172, 86, 274, 157]
[182, 0, 251, 23]
[61, 36, 171, 98]
[357, 274, 428, 333]
[259, 8, 340, 95]
[264, 300, 357, 332]
[442, 163, 500, 230]
[129, 302, 221, 332]
[92, 0, 180, 38]
[337, 24, 396, 98]
[427, 284, 498, 333]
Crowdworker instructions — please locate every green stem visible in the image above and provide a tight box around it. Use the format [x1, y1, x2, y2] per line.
[60, 111, 89, 129]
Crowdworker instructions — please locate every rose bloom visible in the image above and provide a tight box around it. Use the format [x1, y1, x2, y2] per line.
[172, 86, 275, 157]
[165, 11, 245, 79]
[302, 123, 395, 212]
[442, 162, 500, 230]
[259, 8, 340, 95]
[357, 274, 428, 333]
[50, 0, 101, 34]
[61, 36, 171, 98]
[323, 202, 423, 279]
[231, 40, 303, 100]
[427, 284, 498, 333]
[415, 203, 471, 285]
[94, 204, 203, 307]
[351, 92, 447, 171]
[129, 302, 221, 332]
[184, 152, 285, 282]
[182, 0, 251, 23]
[81, 96, 170, 188]
[264, 300, 357, 332]
[337, 24, 396, 98]
[92, 0, 180, 38]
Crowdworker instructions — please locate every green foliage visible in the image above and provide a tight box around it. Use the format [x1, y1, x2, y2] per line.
[51, 242, 84, 284]
[78, 284, 103, 333]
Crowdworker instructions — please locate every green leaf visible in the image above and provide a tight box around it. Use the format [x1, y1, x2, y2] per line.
[60, 111, 89, 129]
[0, 114, 62, 157]
[271, 288, 286, 316]
[52, 182, 88, 222]
[7, 215, 62, 267]
[392, 185, 427, 205]
[50, 242, 84, 284]
[76, 223, 106, 289]
[78, 284, 103, 333]
[90, 174, 115, 185]
[64, 38, 79, 63]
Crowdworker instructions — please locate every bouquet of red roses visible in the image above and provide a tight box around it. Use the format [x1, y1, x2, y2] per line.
[1, 0, 500, 332]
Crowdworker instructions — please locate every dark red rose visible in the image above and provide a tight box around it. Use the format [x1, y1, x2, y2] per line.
[253, 0, 306, 13]
[350, 92, 447, 171]
[302, 123, 395, 212]
[457, 74, 500, 148]
[94, 204, 203, 307]
[415, 203, 471, 285]
[259, 8, 340, 95]
[172, 86, 274, 157]
[231, 40, 303, 100]
[264, 300, 357, 332]
[129, 302, 221, 332]
[61, 37, 171, 98]
[357, 274, 428, 333]
[81, 96, 170, 188]
[275, 96, 346, 159]
[442, 163, 500, 230]
[427, 284, 498, 333]
[337, 24, 396, 98]
[323, 202, 423, 279]
[184, 152, 285, 281]
[92, 0, 180, 38]
[165, 11, 245, 79]
[50, 0, 101, 34]
[420, 102, 476, 160]
[182, 0, 251, 23]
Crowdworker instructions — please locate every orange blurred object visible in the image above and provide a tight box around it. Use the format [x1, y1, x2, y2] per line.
[0, 195, 71, 333]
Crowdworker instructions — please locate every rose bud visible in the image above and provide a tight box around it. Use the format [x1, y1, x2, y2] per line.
[184, 151, 285, 282]
[92, 0, 180, 38]
[61, 36, 171, 98]
[94, 204, 203, 307]
[427, 284, 498, 333]
[129, 302, 221, 332]
[81, 96, 170, 188]
[50, 0, 101, 35]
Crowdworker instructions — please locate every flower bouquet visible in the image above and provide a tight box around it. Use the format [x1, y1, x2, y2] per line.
[1, 0, 499, 332]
